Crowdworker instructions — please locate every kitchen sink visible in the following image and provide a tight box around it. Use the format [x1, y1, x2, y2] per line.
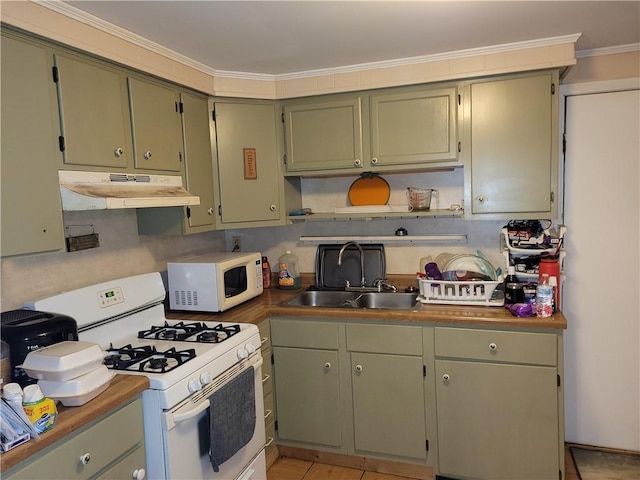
[282, 290, 421, 311]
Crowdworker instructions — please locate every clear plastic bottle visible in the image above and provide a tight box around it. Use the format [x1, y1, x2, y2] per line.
[278, 250, 301, 290]
[536, 273, 553, 318]
[261, 256, 271, 289]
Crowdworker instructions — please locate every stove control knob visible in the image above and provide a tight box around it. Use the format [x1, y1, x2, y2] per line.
[237, 347, 249, 360]
[200, 371, 213, 385]
[245, 343, 256, 354]
[188, 378, 202, 393]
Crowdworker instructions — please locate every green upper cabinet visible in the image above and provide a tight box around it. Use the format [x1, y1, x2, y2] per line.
[54, 53, 131, 169]
[1, 33, 65, 257]
[283, 83, 460, 176]
[127, 77, 183, 172]
[212, 100, 301, 229]
[283, 95, 363, 173]
[181, 92, 216, 231]
[462, 70, 559, 220]
[369, 86, 458, 168]
[136, 91, 216, 235]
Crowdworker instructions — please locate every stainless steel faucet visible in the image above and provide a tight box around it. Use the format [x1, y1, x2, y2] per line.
[337, 241, 366, 288]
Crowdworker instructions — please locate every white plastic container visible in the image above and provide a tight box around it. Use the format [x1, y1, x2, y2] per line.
[38, 365, 114, 406]
[20, 341, 104, 382]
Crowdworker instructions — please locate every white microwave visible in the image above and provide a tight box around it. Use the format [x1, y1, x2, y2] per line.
[167, 252, 263, 312]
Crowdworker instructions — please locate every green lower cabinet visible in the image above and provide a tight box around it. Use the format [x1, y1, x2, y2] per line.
[433, 326, 562, 480]
[273, 346, 342, 447]
[351, 352, 426, 460]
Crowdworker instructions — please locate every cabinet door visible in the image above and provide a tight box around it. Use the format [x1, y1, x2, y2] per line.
[54, 53, 130, 169]
[5, 398, 144, 479]
[466, 72, 558, 218]
[283, 97, 363, 173]
[128, 77, 182, 172]
[181, 92, 215, 231]
[351, 352, 426, 460]
[370, 87, 458, 167]
[435, 360, 559, 480]
[1, 35, 64, 256]
[273, 346, 342, 447]
[214, 102, 282, 225]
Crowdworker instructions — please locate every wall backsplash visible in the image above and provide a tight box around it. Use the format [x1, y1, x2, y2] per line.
[1, 209, 226, 310]
[225, 170, 509, 287]
[2, 172, 509, 311]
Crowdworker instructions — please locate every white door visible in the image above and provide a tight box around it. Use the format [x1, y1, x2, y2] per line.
[563, 84, 640, 450]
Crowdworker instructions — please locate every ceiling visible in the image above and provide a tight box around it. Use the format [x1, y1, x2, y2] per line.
[65, 1, 640, 76]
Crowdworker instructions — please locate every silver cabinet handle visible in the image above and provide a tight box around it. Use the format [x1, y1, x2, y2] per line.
[442, 373, 451, 382]
[264, 409, 273, 420]
[260, 336, 269, 346]
[207, 208, 214, 215]
[262, 374, 271, 383]
[265, 437, 275, 448]
[269, 204, 276, 212]
[324, 362, 331, 370]
[114, 147, 124, 158]
[354, 158, 362, 167]
[79, 453, 91, 465]
[489, 342, 498, 351]
[143, 150, 152, 160]
[371, 157, 378, 164]
[476, 195, 486, 204]
[355, 364, 363, 373]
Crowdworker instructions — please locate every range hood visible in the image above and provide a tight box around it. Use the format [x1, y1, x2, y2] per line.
[58, 171, 200, 211]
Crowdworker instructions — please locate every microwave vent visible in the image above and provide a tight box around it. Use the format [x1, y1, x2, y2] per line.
[174, 290, 198, 307]
[108, 173, 151, 183]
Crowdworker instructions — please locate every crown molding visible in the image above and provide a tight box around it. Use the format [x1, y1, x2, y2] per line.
[39, 0, 582, 82]
[576, 43, 640, 58]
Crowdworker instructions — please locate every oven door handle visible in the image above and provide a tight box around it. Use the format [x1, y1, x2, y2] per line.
[163, 399, 210, 431]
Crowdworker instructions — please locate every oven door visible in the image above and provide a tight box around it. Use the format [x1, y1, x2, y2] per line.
[160, 355, 266, 480]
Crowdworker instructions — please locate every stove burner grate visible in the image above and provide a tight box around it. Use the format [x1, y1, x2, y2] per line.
[137, 321, 241, 343]
[104, 344, 196, 373]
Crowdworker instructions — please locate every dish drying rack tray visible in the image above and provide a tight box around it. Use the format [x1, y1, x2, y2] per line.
[418, 278, 504, 306]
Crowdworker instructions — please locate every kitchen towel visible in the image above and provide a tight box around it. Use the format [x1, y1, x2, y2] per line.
[209, 366, 256, 472]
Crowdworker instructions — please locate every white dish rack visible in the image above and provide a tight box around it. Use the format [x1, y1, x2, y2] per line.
[418, 278, 504, 306]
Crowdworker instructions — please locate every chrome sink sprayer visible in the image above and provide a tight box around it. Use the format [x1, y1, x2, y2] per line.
[337, 241, 366, 289]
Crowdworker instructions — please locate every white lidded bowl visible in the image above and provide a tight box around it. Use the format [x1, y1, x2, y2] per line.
[20, 341, 105, 382]
[38, 365, 115, 407]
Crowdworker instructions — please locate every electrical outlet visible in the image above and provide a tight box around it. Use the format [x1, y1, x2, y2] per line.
[232, 236, 241, 252]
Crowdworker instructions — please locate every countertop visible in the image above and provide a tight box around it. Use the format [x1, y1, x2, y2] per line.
[1, 277, 565, 472]
[1, 374, 149, 472]
[167, 281, 567, 330]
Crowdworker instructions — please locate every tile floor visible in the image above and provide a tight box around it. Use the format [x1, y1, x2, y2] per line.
[267, 444, 580, 480]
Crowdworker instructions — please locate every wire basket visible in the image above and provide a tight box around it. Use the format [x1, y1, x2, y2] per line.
[418, 278, 504, 306]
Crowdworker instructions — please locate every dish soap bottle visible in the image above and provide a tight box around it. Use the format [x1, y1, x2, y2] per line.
[278, 251, 301, 290]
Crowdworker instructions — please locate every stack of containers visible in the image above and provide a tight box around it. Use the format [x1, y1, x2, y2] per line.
[20, 341, 114, 407]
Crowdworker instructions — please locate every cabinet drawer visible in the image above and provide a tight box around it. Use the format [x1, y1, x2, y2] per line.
[346, 323, 422, 355]
[6, 398, 143, 479]
[435, 327, 557, 366]
[271, 318, 339, 349]
[258, 319, 271, 355]
[265, 417, 277, 454]
[262, 349, 273, 396]
[263, 390, 275, 426]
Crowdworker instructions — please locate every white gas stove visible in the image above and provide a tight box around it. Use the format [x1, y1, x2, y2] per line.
[26, 272, 266, 480]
